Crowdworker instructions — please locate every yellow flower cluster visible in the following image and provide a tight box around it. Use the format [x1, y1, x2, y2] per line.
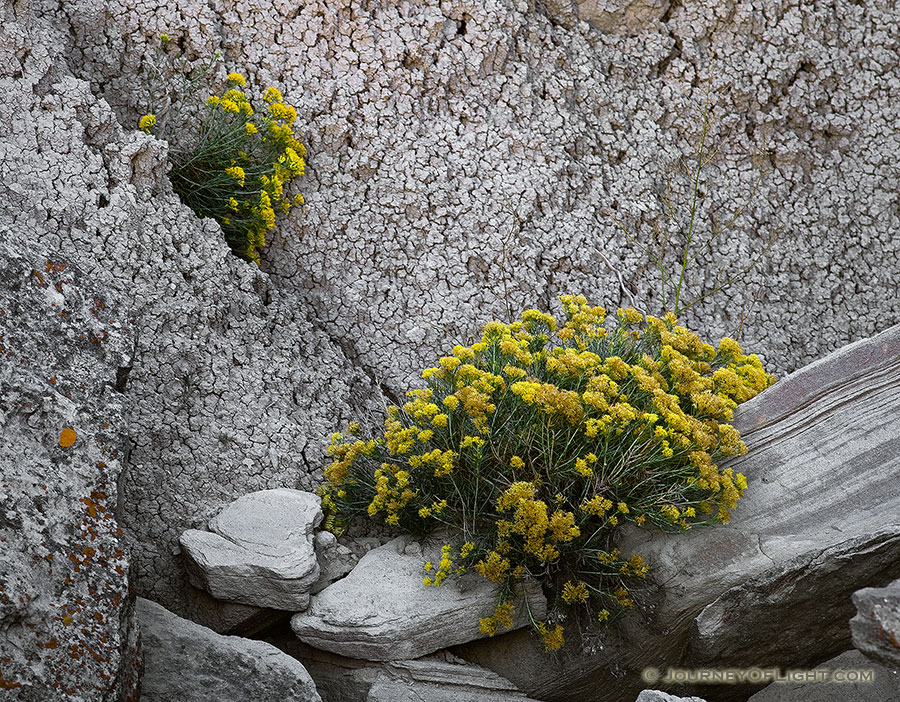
[153, 59, 307, 266]
[139, 114, 156, 132]
[423, 545, 456, 586]
[561, 580, 590, 604]
[478, 600, 516, 636]
[367, 463, 417, 525]
[536, 622, 565, 651]
[496, 482, 579, 563]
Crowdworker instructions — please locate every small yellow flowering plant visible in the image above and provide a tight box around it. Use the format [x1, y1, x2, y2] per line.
[320, 296, 775, 651]
[139, 36, 305, 264]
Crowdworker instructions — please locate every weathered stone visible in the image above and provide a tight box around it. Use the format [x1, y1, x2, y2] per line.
[455, 326, 900, 702]
[747, 649, 900, 702]
[0, 237, 139, 699]
[312, 530, 358, 595]
[180, 489, 322, 610]
[261, 634, 540, 702]
[291, 537, 547, 660]
[136, 597, 322, 702]
[851, 578, 900, 668]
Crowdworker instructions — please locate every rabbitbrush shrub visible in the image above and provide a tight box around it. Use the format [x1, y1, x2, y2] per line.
[320, 296, 775, 651]
[139, 36, 305, 265]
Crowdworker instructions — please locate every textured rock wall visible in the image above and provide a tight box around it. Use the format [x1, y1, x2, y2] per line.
[6, 0, 900, 634]
[1, 0, 377, 631]
[42, 0, 900, 392]
[0, 237, 139, 698]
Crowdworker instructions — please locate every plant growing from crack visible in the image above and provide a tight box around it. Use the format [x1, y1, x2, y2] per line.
[319, 296, 775, 651]
[138, 34, 306, 265]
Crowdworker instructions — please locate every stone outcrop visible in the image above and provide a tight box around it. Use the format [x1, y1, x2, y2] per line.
[292, 537, 547, 661]
[851, 578, 900, 668]
[746, 649, 900, 702]
[179, 489, 322, 610]
[46, 0, 900, 397]
[136, 597, 322, 702]
[0, 239, 139, 699]
[453, 324, 900, 702]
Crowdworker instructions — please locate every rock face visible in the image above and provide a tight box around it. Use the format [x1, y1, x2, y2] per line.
[179, 489, 322, 610]
[1, 0, 378, 632]
[0, 239, 139, 699]
[8, 0, 900, 652]
[851, 578, 900, 668]
[136, 597, 322, 702]
[292, 537, 547, 660]
[454, 324, 900, 702]
[747, 649, 900, 702]
[48, 0, 900, 396]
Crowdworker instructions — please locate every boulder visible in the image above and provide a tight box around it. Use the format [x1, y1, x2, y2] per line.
[136, 597, 322, 701]
[0, 237, 139, 699]
[292, 537, 547, 660]
[179, 489, 322, 610]
[454, 325, 900, 702]
[746, 649, 900, 702]
[851, 578, 900, 668]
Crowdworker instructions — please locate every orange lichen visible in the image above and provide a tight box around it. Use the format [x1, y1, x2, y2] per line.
[59, 428, 77, 447]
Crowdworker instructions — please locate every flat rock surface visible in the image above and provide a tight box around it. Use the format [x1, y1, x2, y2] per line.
[455, 325, 900, 702]
[851, 578, 900, 668]
[180, 489, 322, 610]
[0, 236, 139, 698]
[137, 597, 322, 702]
[292, 537, 547, 660]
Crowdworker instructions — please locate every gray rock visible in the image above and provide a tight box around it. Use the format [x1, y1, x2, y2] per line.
[455, 325, 900, 702]
[180, 489, 323, 610]
[747, 649, 900, 702]
[851, 578, 900, 668]
[0, 237, 139, 699]
[636, 691, 707, 702]
[292, 537, 547, 660]
[136, 597, 322, 702]
[311, 530, 358, 595]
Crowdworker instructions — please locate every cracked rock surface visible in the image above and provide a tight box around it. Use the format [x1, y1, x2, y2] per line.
[0, 237, 138, 699]
[38, 0, 900, 393]
[454, 324, 900, 702]
[1, 0, 377, 632]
